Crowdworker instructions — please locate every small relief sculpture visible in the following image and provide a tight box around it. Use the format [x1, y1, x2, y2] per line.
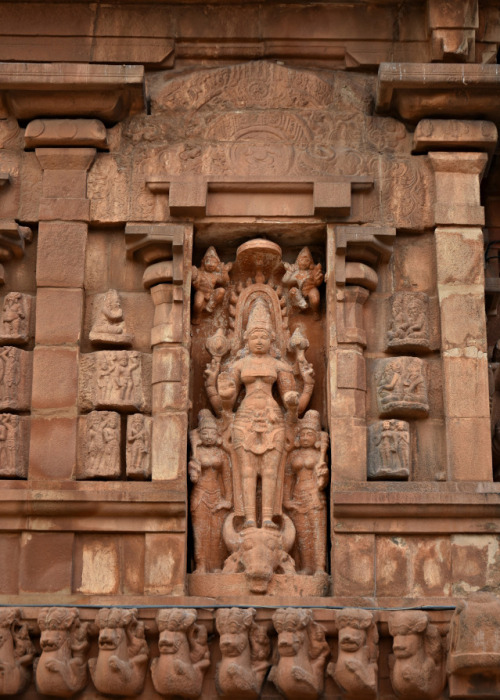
[0, 414, 27, 478]
[282, 247, 323, 314]
[89, 608, 148, 696]
[0, 608, 34, 695]
[189, 410, 232, 573]
[0, 293, 32, 345]
[192, 246, 232, 323]
[387, 292, 430, 352]
[126, 414, 152, 480]
[328, 609, 378, 700]
[82, 411, 121, 479]
[216, 607, 270, 700]
[284, 410, 329, 574]
[367, 420, 410, 480]
[79, 350, 149, 412]
[97, 351, 141, 405]
[0, 346, 28, 411]
[447, 593, 500, 697]
[270, 608, 329, 700]
[151, 609, 210, 699]
[388, 611, 446, 700]
[376, 356, 429, 417]
[90, 289, 133, 346]
[222, 512, 296, 594]
[36, 607, 89, 698]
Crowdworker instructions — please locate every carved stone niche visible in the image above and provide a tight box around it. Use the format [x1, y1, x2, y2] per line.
[0, 347, 32, 411]
[77, 410, 121, 479]
[386, 292, 431, 353]
[0, 414, 29, 478]
[367, 420, 410, 480]
[188, 238, 329, 597]
[0, 293, 34, 346]
[375, 356, 429, 418]
[447, 593, 500, 698]
[0, 608, 34, 695]
[79, 350, 152, 413]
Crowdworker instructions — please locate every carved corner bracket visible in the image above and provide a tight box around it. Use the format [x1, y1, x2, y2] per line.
[0, 62, 144, 122]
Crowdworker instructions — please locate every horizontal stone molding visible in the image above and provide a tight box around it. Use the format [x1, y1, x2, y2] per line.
[0, 62, 144, 121]
[0, 483, 185, 532]
[333, 483, 500, 533]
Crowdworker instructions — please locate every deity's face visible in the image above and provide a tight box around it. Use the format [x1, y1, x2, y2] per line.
[247, 329, 271, 355]
[200, 427, 218, 446]
[297, 251, 312, 270]
[106, 293, 120, 311]
[203, 255, 218, 272]
[299, 428, 317, 448]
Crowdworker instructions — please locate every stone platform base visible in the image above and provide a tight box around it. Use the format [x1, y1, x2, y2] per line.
[188, 572, 330, 597]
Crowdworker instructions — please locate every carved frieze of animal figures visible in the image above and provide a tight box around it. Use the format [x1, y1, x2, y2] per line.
[216, 607, 270, 699]
[270, 608, 329, 700]
[222, 513, 296, 594]
[388, 610, 446, 700]
[328, 608, 378, 700]
[0, 608, 34, 695]
[36, 607, 89, 697]
[89, 608, 148, 696]
[151, 608, 210, 699]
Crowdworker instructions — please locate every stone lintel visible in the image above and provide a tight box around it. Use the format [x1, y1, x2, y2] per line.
[0, 62, 144, 122]
[376, 63, 500, 123]
[146, 175, 373, 219]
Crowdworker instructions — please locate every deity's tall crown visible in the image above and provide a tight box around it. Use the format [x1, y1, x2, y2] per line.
[246, 297, 274, 336]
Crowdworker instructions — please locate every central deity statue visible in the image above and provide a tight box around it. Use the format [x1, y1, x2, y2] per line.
[191, 238, 327, 594]
[205, 295, 314, 529]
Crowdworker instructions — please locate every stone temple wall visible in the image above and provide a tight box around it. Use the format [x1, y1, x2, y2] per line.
[0, 0, 499, 697]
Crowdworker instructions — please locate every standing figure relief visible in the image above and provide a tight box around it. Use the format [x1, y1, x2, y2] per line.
[190, 239, 328, 594]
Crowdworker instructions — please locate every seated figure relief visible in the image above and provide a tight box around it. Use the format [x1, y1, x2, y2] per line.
[90, 289, 133, 346]
[190, 239, 328, 595]
[192, 246, 232, 323]
[387, 292, 430, 352]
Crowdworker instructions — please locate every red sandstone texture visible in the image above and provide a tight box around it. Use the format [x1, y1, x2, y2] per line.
[0, 0, 499, 696]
